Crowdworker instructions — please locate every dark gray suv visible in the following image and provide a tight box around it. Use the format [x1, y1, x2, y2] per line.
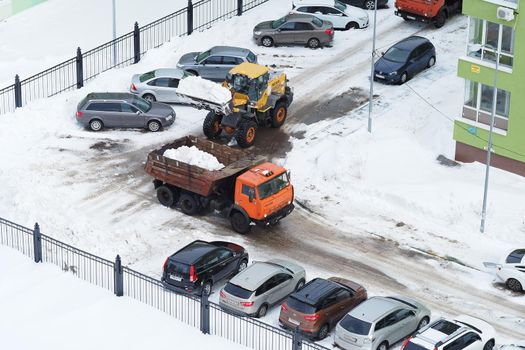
[76, 92, 175, 132]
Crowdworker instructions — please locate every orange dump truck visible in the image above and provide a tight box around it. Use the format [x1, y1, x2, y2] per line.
[394, 0, 461, 28]
[144, 136, 294, 234]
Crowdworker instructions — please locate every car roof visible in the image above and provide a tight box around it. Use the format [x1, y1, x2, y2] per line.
[285, 13, 320, 22]
[169, 240, 218, 265]
[84, 92, 136, 101]
[209, 45, 252, 57]
[393, 36, 431, 51]
[348, 297, 404, 322]
[229, 261, 286, 291]
[291, 277, 348, 305]
[153, 68, 185, 79]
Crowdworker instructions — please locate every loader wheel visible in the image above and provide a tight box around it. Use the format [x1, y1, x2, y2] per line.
[230, 211, 251, 234]
[157, 186, 178, 208]
[179, 193, 200, 216]
[203, 111, 222, 139]
[271, 102, 287, 128]
[236, 121, 258, 148]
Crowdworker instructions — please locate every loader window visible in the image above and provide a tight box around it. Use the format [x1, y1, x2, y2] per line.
[257, 172, 290, 200]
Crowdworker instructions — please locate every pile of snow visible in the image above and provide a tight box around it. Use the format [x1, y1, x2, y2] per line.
[177, 76, 232, 105]
[164, 145, 224, 170]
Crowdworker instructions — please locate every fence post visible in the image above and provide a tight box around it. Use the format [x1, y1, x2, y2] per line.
[14, 75, 22, 108]
[33, 223, 42, 263]
[133, 22, 141, 64]
[237, 0, 243, 16]
[114, 255, 124, 296]
[187, 0, 193, 35]
[76, 47, 84, 89]
[292, 326, 303, 350]
[200, 293, 210, 334]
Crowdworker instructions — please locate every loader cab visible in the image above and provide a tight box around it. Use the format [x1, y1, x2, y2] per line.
[226, 62, 271, 108]
[234, 162, 293, 221]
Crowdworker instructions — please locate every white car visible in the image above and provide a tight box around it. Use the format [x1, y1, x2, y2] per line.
[292, 0, 369, 30]
[402, 315, 496, 350]
[484, 249, 525, 292]
[130, 68, 191, 103]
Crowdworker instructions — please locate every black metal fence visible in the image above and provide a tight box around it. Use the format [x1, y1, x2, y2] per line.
[0, 0, 270, 116]
[0, 216, 331, 350]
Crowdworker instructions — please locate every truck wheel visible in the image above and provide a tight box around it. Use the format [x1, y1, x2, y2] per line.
[230, 211, 251, 234]
[179, 193, 200, 216]
[236, 120, 258, 148]
[157, 186, 178, 208]
[434, 10, 446, 28]
[271, 102, 287, 128]
[203, 111, 222, 139]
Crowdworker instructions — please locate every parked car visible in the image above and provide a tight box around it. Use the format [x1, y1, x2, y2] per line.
[402, 315, 496, 350]
[130, 68, 192, 103]
[279, 277, 367, 340]
[76, 92, 175, 132]
[219, 259, 306, 318]
[161, 240, 249, 296]
[176, 46, 257, 81]
[291, 0, 369, 30]
[338, 0, 389, 10]
[374, 36, 436, 84]
[484, 248, 525, 292]
[253, 13, 334, 49]
[334, 296, 431, 350]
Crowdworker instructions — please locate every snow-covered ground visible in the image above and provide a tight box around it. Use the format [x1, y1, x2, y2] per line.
[0, 0, 524, 345]
[0, 245, 251, 350]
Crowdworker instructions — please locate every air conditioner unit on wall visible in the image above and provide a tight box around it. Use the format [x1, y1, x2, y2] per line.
[497, 6, 515, 21]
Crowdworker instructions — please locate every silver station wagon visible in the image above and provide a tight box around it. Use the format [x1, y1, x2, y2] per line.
[219, 259, 306, 318]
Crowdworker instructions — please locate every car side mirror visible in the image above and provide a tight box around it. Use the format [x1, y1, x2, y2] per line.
[287, 170, 291, 181]
[381, 51, 385, 56]
[136, 110, 141, 115]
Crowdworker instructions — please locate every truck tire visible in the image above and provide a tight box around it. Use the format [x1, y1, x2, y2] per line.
[236, 120, 258, 148]
[271, 102, 287, 128]
[434, 10, 446, 28]
[179, 193, 200, 216]
[157, 186, 178, 208]
[203, 111, 222, 139]
[230, 211, 251, 234]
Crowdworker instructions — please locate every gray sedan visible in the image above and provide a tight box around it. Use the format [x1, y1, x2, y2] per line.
[219, 259, 306, 318]
[335, 296, 431, 350]
[76, 92, 175, 132]
[176, 46, 257, 82]
[130, 68, 191, 103]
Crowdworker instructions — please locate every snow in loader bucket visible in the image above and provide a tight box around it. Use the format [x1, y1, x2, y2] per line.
[176, 76, 233, 115]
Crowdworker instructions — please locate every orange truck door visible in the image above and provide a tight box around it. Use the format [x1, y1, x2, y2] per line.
[237, 183, 259, 219]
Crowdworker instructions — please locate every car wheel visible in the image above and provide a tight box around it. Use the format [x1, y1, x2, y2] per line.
[345, 21, 359, 30]
[202, 280, 213, 296]
[238, 259, 248, 272]
[256, 304, 268, 318]
[364, 0, 375, 9]
[483, 339, 495, 350]
[147, 120, 161, 132]
[506, 278, 523, 292]
[377, 341, 389, 350]
[261, 36, 274, 47]
[307, 38, 320, 49]
[179, 193, 200, 216]
[399, 72, 408, 84]
[271, 102, 287, 128]
[156, 186, 178, 208]
[236, 120, 258, 148]
[203, 111, 222, 138]
[89, 119, 103, 132]
[295, 279, 305, 291]
[230, 211, 251, 234]
[143, 93, 156, 102]
[434, 10, 446, 28]
[318, 324, 329, 340]
[427, 56, 436, 68]
[417, 316, 430, 329]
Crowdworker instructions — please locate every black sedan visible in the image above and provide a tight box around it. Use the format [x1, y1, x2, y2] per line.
[374, 36, 436, 85]
[161, 240, 248, 296]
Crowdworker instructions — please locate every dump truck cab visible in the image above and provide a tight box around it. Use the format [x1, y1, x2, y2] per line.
[394, 0, 461, 28]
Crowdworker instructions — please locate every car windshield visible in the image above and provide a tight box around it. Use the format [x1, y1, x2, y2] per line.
[224, 283, 253, 299]
[335, 0, 347, 11]
[196, 50, 211, 63]
[132, 97, 152, 112]
[311, 17, 323, 27]
[339, 315, 372, 335]
[383, 47, 411, 63]
[404, 342, 429, 350]
[506, 249, 525, 263]
[257, 172, 289, 200]
[286, 296, 317, 314]
[139, 71, 156, 82]
[272, 17, 287, 29]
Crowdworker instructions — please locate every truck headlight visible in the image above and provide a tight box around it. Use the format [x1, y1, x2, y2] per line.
[254, 31, 262, 35]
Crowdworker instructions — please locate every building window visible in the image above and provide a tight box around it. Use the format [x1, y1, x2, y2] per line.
[463, 80, 510, 131]
[468, 18, 514, 68]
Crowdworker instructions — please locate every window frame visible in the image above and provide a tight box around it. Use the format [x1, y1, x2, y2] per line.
[467, 17, 514, 68]
[463, 80, 511, 131]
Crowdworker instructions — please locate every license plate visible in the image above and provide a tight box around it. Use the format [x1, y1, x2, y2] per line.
[375, 74, 385, 79]
[288, 318, 300, 326]
[170, 274, 182, 282]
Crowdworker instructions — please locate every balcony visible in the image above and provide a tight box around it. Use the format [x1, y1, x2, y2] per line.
[462, 106, 509, 131]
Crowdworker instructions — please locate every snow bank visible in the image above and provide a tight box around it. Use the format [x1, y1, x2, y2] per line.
[177, 76, 232, 105]
[164, 145, 224, 170]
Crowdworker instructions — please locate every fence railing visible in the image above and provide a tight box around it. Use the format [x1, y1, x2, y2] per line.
[0, 0, 270, 116]
[0, 216, 330, 350]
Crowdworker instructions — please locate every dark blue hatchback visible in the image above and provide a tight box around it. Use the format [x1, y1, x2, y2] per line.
[374, 36, 436, 85]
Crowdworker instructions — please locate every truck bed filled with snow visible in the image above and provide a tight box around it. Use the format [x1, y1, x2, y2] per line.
[163, 145, 225, 170]
[177, 76, 232, 105]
